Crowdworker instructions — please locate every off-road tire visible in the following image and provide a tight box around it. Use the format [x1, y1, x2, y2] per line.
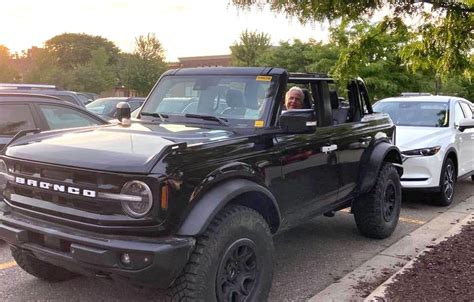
[11, 247, 78, 282]
[435, 158, 456, 206]
[169, 205, 274, 302]
[353, 163, 401, 239]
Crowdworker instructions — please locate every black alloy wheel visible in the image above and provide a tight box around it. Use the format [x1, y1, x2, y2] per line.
[382, 181, 397, 222]
[436, 158, 456, 206]
[217, 239, 259, 302]
[441, 161, 455, 202]
[169, 205, 274, 302]
[353, 163, 402, 239]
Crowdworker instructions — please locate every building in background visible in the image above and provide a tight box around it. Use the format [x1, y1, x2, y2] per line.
[169, 54, 232, 68]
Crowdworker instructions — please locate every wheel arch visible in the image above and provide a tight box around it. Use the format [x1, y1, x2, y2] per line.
[442, 147, 458, 181]
[177, 178, 281, 236]
[358, 141, 403, 194]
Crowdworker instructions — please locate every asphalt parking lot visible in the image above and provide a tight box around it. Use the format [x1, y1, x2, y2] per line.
[0, 179, 472, 301]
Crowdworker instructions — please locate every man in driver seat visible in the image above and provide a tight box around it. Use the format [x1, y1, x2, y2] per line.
[285, 87, 305, 110]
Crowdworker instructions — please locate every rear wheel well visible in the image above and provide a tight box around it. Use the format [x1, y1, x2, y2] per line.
[229, 191, 280, 233]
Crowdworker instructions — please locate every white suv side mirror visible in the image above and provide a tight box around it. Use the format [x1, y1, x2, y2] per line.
[458, 118, 474, 132]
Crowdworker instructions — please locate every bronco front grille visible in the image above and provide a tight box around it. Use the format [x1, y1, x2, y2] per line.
[2, 158, 159, 231]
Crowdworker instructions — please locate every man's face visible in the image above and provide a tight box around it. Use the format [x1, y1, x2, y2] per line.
[285, 90, 303, 110]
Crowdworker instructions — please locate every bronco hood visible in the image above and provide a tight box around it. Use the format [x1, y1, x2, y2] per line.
[4, 123, 235, 173]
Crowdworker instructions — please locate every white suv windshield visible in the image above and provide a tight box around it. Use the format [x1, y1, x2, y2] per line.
[373, 101, 449, 127]
[141, 75, 274, 128]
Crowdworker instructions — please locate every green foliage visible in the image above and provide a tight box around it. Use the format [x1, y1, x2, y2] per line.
[0, 45, 18, 82]
[69, 48, 117, 93]
[258, 39, 339, 73]
[24, 48, 68, 86]
[119, 33, 167, 96]
[44, 33, 120, 70]
[230, 30, 271, 66]
[401, 8, 473, 81]
[231, 0, 473, 83]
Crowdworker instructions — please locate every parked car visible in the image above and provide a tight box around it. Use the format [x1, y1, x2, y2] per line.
[0, 67, 402, 301]
[0, 87, 86, 108]
[86, 97, 145, 120]
[373, 95, 474, 206]
[0, 93, 108, 150]
[0, 83, 58, 90]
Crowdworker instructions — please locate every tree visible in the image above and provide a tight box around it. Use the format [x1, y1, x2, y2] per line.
[44, 33, 120, 70]
[24, 47, 66, 85]
[0, 45, 19, 82]
[231, 1, 473, 79]
[70, 48, 117, 93]
[257, 39, 339, 73]
[230, 30, 271, 66]
[119, 33, 167, 96]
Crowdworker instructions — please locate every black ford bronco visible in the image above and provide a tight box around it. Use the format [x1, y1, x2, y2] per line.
[0, 67, 402, 301]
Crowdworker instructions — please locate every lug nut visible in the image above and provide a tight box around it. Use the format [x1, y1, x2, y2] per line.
[121, 253, 131, 265]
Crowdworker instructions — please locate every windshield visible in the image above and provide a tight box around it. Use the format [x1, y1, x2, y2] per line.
[141, 75, 275, 128]
[86, 98, 124, 116]
[373, 101, 449, 127]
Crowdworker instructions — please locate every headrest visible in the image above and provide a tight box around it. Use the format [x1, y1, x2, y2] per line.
[330, 90, 339, 109]
[225, 89, 245, 108]
[301, 88, 313, 109]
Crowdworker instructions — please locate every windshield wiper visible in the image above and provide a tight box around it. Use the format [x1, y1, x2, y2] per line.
[184, 114, 229, 126]
[140, 112, 168, 122]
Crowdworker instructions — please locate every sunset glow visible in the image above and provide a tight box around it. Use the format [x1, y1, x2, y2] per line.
[0, 0, 329, 61]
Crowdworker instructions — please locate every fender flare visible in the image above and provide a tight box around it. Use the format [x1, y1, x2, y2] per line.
[177, 178, 281, 236]
[358, 141, 403, 194]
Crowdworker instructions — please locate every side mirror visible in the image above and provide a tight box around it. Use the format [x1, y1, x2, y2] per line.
[116, 102, 131, 122]
[279, 109, 316, 133]
[458, 118, 474, 132]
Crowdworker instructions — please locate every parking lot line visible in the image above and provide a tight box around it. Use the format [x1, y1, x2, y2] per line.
[0, 260, 17, 270]
[339, 208, 426, 225]
[398, 216, 426, 225]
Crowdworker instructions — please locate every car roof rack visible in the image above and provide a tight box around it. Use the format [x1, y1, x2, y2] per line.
[400, 92, 432, 97]
[0, 83, 59, 90]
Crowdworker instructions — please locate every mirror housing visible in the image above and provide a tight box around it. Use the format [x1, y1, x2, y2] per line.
[279, 109, 316, 133]
[116, 102, 131, 123]
[458, 118, 474, 132]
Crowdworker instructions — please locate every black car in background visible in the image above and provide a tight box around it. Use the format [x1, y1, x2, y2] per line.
[86, 97, 145, 120]
[0, 93, 108, 150]
[0, 84, 90, 107]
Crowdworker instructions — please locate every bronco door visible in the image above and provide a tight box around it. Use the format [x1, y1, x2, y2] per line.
[273, 128, 339, 228]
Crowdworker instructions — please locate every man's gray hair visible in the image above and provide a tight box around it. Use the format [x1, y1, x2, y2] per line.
[285, 86, 304, 100]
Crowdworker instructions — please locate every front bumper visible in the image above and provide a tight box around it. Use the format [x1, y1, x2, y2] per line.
[400, 152, 444, 189]
[0, 209, 195, 289]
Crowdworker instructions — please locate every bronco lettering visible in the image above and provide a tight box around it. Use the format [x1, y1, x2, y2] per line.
[14, 176, 96, 198]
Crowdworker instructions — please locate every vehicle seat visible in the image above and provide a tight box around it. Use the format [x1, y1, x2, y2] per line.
[222, 89, 246, 116]
[301, 88, 313, 109]
[330, 91, 348, 124]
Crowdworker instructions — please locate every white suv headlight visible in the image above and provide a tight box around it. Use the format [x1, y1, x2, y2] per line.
[402, 146, 441, 157]
[120, 180, 153, 218]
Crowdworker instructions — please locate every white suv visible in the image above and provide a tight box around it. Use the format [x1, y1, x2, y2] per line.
[373, 95, 474, 206]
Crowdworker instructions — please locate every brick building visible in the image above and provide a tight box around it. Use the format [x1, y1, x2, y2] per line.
[169, 54, 232, 68]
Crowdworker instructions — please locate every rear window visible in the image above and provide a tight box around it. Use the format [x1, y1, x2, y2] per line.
[0, 104, 36, 135]
[39, 105, 100, 130]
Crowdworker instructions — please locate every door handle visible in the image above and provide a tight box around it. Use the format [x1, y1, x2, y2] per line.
[359, 136, 372, 142]
[321, 144, 338, 153]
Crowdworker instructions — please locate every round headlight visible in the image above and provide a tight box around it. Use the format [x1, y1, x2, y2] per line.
[120, 181, 153, 218]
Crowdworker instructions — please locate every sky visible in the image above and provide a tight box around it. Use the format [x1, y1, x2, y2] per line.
[0, 0, 330, 62]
